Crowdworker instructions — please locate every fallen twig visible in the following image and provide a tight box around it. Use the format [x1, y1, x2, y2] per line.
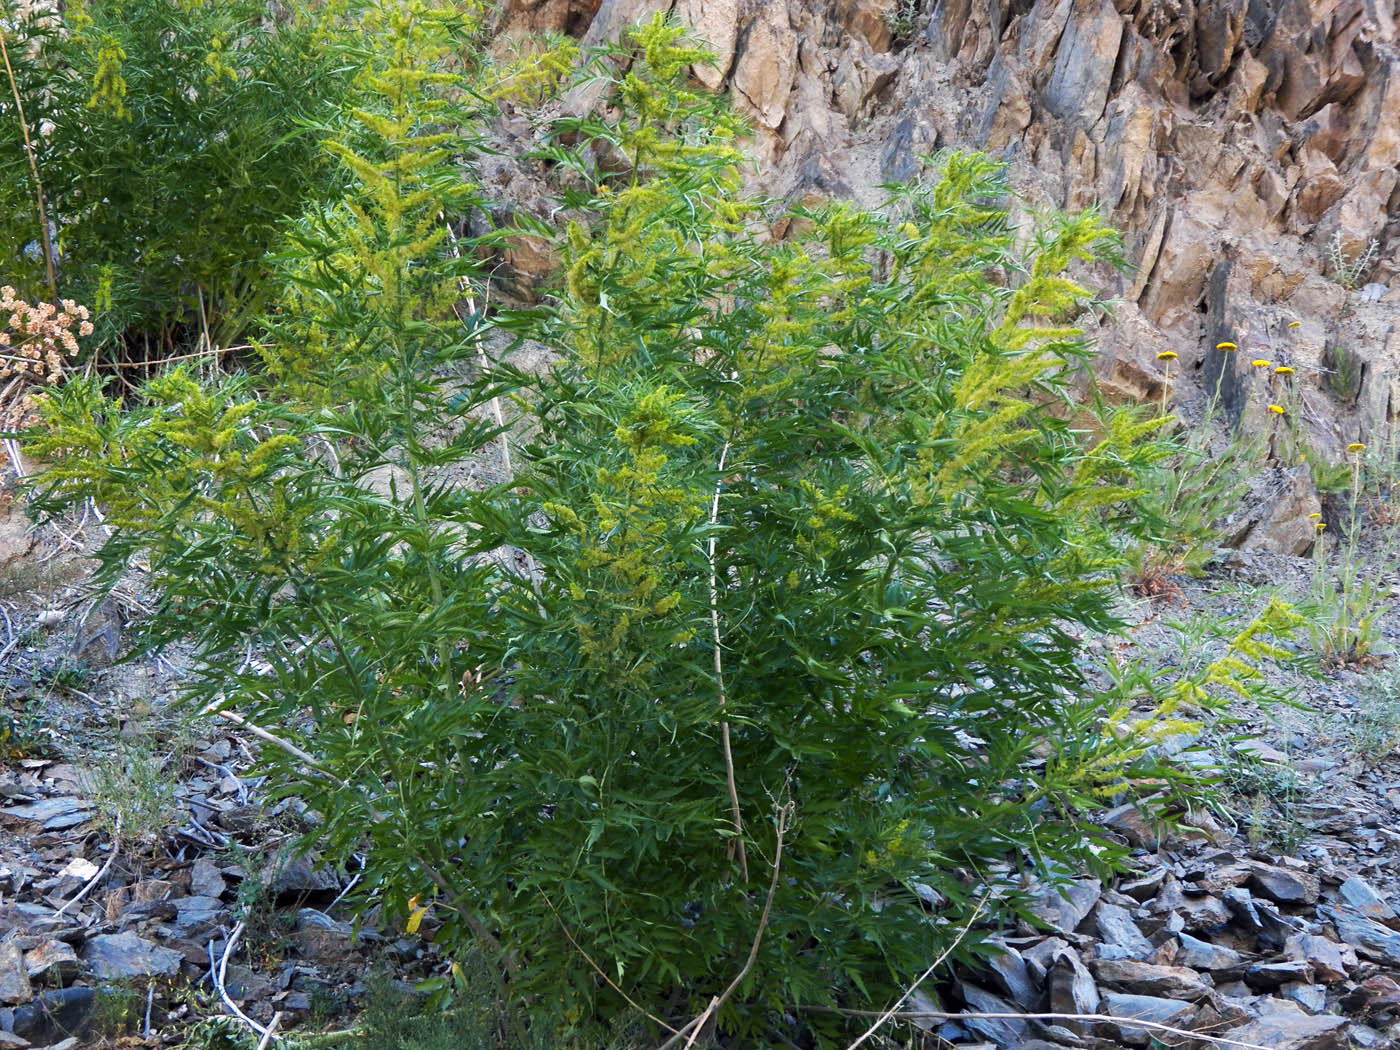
[205, 707, 325, 771]
[543, 890, 679, 1036]
[50, 817, 121, 921]
[211, 921, 277, 1042]
[256, 1011, 284, 1050]
[841, 891, 988, 1050]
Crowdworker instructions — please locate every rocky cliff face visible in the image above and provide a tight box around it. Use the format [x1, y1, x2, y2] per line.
[500, 0, 1400, 474]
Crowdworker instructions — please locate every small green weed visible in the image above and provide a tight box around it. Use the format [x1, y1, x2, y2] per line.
[91, 736, 181, 848]
[883, 0, 921, 42]
[1328, 232, 1379, 290]
[1354, 673, 1400, 762]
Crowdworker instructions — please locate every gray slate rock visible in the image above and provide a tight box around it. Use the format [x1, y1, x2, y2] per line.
[171, 895, 226, 930]
[1090, 958, 1211, 1001]
[0, 945, 29, 1006]
[189, 858, 227, 899]
[1249, 863, 1320, 905]
[1047, 946, 1099, 1016]
[1098, 992, 1195, 1043]
[1285, 933, 1348, 982]
[1176, 932, 1245, 972]
[1029, 878, 1100, 935]
[955, 982, 1028, 1046]
[1281, 981, 1328, 1013]
[9, 987, 94, 1044]
[1225, 1012, 1348, 1050]
[1224, 887, 1303, 949]
[82, 933, 182, 980]
[1324, 907, 1400, 966]
[1093, 902, 1154, 960]
[0, 799, 94, 832]
[23, 941, 78, 985]
[1338, 876, 1398, 926]
[983, 943, 1038, 1009]
[1245, 960, 1313, 989]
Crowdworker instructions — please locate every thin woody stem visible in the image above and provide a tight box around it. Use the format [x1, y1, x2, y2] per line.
[0, 26, 57, 303]
[708, 440, 747, 881]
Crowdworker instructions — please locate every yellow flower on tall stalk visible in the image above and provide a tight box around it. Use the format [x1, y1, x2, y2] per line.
[1156, 351, 1178, 413]
[1268, 404, 1285, 414]
[1252, 359, 1271, 368]
[1274, 366, 1294, 376]
[1216, 341, 1237, 351]
[1347, 442, 1366, 454]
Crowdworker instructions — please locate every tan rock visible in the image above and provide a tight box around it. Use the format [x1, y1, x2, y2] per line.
[1291, 147, 1346, 226]
[675, 0, 740, 90]
[840, 0, 893, 53]
[730, 2, 796, 129]
[1236, 466, 1323, 555]
[1042, 0, 1123, 127]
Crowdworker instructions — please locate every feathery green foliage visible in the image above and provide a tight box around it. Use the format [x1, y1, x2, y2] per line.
[24, 13, 1251, 1047]
[0, 0, 361, 356]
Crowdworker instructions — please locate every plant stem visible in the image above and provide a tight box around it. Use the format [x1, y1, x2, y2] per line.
[0, 25, 57, 303]
[708, 440, 748, 881]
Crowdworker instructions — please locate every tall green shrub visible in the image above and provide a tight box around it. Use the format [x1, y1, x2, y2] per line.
[27, 14, 1216, 1047]
[0, 0, 360, 355]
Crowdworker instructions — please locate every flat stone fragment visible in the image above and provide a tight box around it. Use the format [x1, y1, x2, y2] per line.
[1029, 878, 1100, 935]
[1176, 932, 1245, 971]
[82, 933, 182, 980]
[955, 982, 1028, 1047]
[1249, 863, 1319, 905]
[1093, 902, 1155, 960]
[1282, 981, 1328, 1013]
[10, 986, 94, 1044]
[0, 799, 94, 832]
[1225, 1013, 1348, 1050]
[1098, 992, 1195, 1043]
[1338, 876, 1398, 926]
[983, 943, 1038, 1008]
[1091, 959, 1212, 1001]
[1119, 867, 1168, 902]
[0, 944, 30, 1006]
[23, 941, 78, 985]
[1324, 907, 1400, 966]
[1047, 945, 1099, 1016]
[189, 858, 226, 899]
[1245, 960, 1313, 989]
[1285, 933, 1349, 982]
[171, 895, 225, 929]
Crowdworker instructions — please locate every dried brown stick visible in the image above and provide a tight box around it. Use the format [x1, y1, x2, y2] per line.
[841, 891, 989, 1050]
[707, 441, 747, 881]
[542, 891, 680, 1035]
[657, 802, 793, 1050]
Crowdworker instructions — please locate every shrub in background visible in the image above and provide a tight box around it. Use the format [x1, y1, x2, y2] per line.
[26, 12, 1237, 1047]
[0, 0, 360, 358]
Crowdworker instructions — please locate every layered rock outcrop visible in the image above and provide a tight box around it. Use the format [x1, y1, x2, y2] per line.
[499, 0, 1400, 501]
